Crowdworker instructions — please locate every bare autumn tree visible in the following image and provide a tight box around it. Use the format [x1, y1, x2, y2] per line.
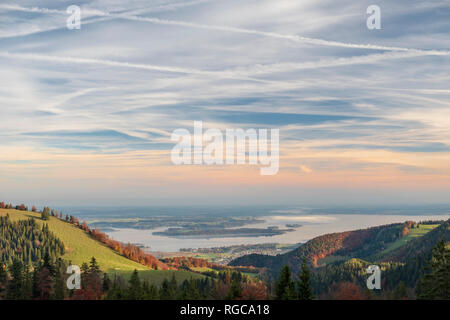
[325, 282, 365, 300]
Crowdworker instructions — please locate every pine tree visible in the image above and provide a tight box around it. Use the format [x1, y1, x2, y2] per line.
[227, 276, 242, 299]
[181, 279, 202, 300]
[7, 260, 24, 300]
[32, 267, 40, 299]
[21, 264, 33, 300]
[127, 270, 142, 299]
[297, 258, 315, 300]
[42, 252, 55, 276]
[416, 238, 450, 299]
[41, 207, 50, 220]
[168, 273, 178, 299]
[392, 281, 407, 300]
[160, 277, 178, 300]
[142, 280, 159, 299]
[0, 263, 7, 298]
[53, 261, 66, 300]
[105, 276, 125, 300]
[102, 273, 111, 293]
[275, 265, 297, 300]
[89, 257, 100, 275]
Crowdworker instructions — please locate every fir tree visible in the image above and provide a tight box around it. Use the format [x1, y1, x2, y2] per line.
[416, 238, 450, 299]
[275, 265, 297, 300]
[41, 207, 50, 220]
[142, 280, 159, 300]
[392, 281, 407, 300]
[127, 270, 142, 300]
[102, 273, 111, 293]
[181, 279, 202, 300]
[89, 257, 100, 275]
[160, 278, 177, 300]
[297, 258, 315, 300]
[7, 260, 24, 300]
[0, 263, 7, 298]
[227, 276, 242, 299]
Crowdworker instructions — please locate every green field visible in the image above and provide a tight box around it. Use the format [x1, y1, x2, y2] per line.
[0, 208, 204, 283]
[377, 224, 439, 256]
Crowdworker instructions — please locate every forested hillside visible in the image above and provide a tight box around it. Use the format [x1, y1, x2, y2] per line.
[230, 219, 449, 297]
[0, 206, 206, 287]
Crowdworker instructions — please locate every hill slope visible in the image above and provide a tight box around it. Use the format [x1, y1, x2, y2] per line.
[1, 208, 149, 271]
[0, 208, 206, 284]
[230, 219, 449, 279]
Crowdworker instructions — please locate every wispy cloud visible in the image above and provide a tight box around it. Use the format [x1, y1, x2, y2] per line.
[3, 3, 450, 55]
[0, 0, 449, 205]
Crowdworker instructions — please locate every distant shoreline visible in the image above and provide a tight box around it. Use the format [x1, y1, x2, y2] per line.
[103, 213, 450, 252]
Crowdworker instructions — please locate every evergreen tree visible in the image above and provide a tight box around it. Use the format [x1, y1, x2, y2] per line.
[127, 269, 142, 300]
[105, 276, 125, 300]
[42, 252, 55, 276]
[89, 257, 100, 275]
[21, 264, 33, 300]
[32, 267, 40, 299]
[160, 277, 177, 300]
[102, 273, 111, 293]
[0, 263, 7, 298]
[41, 207, 50, 220]
[227, 276, 242, 299]
[53, 260, 67, 300]
[416, 238, 450, 299]
[392, 281, 408, 300]
[142, 280, 159, 300]
[275, 265, 297, 300]
[7, 260, 24, 299]
[297, 258, 315, 300]
[181, 279, 202, 300]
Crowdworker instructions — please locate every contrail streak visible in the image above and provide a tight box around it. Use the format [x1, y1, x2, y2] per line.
[0, 51, 269, 83]
[2, 4, 450, 55]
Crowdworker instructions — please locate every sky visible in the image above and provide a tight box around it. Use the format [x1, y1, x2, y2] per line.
[0, 0, 449, 207]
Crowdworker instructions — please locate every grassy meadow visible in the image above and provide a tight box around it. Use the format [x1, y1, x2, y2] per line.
[0, 208, 204, 283]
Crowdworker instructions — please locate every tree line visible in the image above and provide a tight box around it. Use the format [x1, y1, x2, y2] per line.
[0, 240, 447, 300]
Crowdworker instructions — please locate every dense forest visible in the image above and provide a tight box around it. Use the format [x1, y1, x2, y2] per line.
[0, 255, 270, 300]
[0, 215, 65, 266]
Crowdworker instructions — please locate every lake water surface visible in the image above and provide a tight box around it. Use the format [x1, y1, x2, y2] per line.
[105, 214, 449, 252]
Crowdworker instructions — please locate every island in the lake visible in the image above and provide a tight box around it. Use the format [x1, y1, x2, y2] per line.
[153, 227, 295, 238]
[88, 215, 298, 239]
[286, 223, 302, 228]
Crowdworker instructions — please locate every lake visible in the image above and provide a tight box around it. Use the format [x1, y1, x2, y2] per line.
[104, 213, 449, 252]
